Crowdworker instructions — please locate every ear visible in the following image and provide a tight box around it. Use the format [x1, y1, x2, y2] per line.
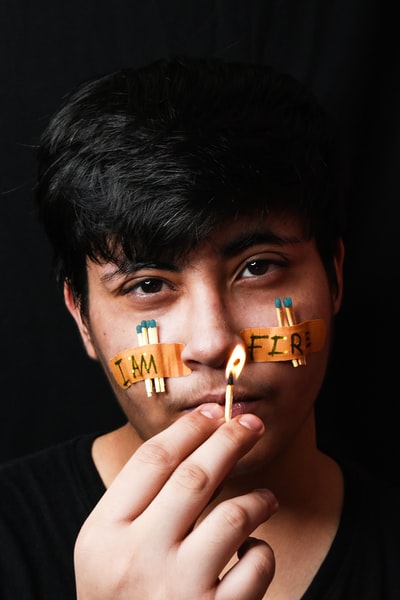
[63, 281, 98, 360]
[332, 239, 345, 315]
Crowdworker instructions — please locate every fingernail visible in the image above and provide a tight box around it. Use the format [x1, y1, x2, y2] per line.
[255, 488, 279, 512]
[199, 403, 224, 419]
[238, 414, 264, 432]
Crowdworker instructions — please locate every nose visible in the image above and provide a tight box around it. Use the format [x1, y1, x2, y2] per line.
[179, 286, 243, 371]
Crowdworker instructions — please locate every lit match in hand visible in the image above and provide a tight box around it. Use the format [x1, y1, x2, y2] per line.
[225, 344, 247, 421]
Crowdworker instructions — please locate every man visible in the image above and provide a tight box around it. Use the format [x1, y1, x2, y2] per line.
[1, 56, 399, 599]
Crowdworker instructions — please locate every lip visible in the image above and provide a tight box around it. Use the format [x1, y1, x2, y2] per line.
[229, 401, 256, 417]
[183, 392, 260, 415]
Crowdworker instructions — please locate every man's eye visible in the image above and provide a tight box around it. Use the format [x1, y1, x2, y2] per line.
[133, 279, 164, 294]
[242, 260, 270, 277]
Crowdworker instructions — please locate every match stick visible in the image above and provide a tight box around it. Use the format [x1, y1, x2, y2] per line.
[224, 344, 246, 421]
[225, 372, 234, 422]
[283, 297, 305, 366]
[146, 319, 165, 392]
[275, 297, 298, 367]
[275, 297, 286, 327]
[282, 297, 295, 326]
[275, 298, 299, 367]
[136, 323, 153, 397]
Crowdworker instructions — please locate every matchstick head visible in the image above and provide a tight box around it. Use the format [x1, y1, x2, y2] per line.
[283, 297, 293, 308]
[227, 371, 234, 385]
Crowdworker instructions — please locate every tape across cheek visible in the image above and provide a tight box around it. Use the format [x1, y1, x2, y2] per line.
[109, 319, 326, 390]
[110, 343, 191, 389]
[240, 319, 326, 362]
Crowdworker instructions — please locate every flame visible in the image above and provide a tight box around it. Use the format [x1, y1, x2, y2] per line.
[225, 344, 247, 381]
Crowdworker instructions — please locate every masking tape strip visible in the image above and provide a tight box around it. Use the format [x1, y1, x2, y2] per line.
[109, 319, 326, 390]
[240, 319, 326, 362]
[110, 343, 191, 389]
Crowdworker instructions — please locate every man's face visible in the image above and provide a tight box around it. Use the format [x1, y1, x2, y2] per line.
[66, 213, 343, 475]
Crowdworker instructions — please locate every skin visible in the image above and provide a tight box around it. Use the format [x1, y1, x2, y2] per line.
[66, 213, 345, 599]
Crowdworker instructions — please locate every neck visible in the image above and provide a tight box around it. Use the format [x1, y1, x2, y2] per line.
[91, 422, 142, 488]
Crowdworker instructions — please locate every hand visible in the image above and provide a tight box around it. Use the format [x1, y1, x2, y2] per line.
[74, 404, 277, 599]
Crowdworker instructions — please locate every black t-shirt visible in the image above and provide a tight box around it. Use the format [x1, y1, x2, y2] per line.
[0, 434, 103, 599]
[0, 435, 399, 599]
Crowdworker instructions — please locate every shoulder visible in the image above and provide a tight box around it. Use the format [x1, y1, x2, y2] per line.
[0, 433, 105, 518]
[304, 460, 400, 599]
[340, 459, 400, 541]
[342, 460, 400, 505]
[0, 434, 106, 600]
[0, 433, 96, 477]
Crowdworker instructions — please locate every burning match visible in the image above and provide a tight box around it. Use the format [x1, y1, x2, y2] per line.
[224, 344, 247, 421]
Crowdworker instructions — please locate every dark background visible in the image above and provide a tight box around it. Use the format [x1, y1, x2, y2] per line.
[1, 1, 399, 483]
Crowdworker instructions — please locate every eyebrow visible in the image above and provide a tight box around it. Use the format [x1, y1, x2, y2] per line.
[99, 261, 179, 283]
[99, 230, 303, 283]
[220, 230, 303, 258]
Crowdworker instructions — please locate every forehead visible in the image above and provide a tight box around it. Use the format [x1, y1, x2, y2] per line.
[207, 212, 307, 251]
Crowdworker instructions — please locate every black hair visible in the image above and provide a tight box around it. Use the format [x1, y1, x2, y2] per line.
[36, 55, 347, 313]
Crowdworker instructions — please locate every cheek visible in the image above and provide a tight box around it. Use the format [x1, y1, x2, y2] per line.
[88, 312, 138, 359]
[299, 349, 330, 399]
[117, 386, 176, 441]
[308, 266, 336, 308]
[268, 328, 332, 415]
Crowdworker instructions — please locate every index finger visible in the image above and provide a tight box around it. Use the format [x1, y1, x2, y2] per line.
[145, 411, 266, 543]
[92, 403, 226, 521]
